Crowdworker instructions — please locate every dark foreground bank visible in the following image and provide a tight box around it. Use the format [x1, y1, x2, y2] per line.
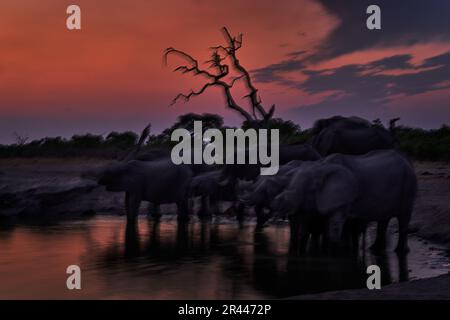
[290, 273, 450, 300]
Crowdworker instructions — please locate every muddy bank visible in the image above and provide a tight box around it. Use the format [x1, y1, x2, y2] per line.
[290, 273, 450, 300]
[0, 158, 123, 217]
[410, 162, 450, 246]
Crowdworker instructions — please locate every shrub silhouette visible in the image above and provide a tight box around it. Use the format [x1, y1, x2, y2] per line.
[0, 115, 448, 161]
[394, 125, 450, 161]
[105, 132, 138, 148]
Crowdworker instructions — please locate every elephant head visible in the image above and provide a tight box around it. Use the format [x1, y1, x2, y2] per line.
[239, 184, 264, 207]
[97, 162, 135, 192]
[240, 175, 291, 207]
[313, 164, 358, 214]
[271, 163, 359, 241]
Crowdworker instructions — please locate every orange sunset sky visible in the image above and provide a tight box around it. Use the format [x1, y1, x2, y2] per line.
[1, 0, 450, 143]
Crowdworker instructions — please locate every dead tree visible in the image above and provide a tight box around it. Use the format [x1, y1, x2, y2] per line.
[164, 27, 275, 127]
[12, 132, 29, 146]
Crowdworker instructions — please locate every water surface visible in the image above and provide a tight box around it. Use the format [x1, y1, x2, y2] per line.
[0, 216, 449, 299]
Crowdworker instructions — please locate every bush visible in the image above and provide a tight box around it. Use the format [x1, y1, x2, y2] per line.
[0, 115, 448, 161]
[393, 125, 450, 161]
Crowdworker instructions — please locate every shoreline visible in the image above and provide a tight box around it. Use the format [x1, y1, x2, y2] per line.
[289, 273, 450, 300]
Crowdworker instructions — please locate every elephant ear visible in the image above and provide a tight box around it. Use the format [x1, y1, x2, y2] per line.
[315, 164, 358, 214]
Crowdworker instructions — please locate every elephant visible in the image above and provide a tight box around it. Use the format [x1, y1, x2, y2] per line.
[134, 147, 212, 175]
[133, 147, 171, 162]
[239, 160, 306, 227]
[97, 159, 193, 223]
[220, 143, 321, 183]
[271, 150, 417, 253]
[189, 169, 255, 219]
[118, 123, 210, 175]
[217, 143, 321, 222]
[188, 170, 224, 217]
[311, 116, 394, 156]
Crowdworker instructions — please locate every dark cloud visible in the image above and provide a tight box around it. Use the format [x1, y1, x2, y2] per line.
[253, 1, 450, 84]
[255, 51, 450, 98]
[286, 50, 307, 58]
[367, 55, 413, 70]
[314, 0, 450, 61]
[252, 1, 450, 128]
[299, 51, 450, 99]
[252, 59, 306, 84]
[254, 51, 450, 129]
[422, 51, 450, 67]
[287, 51, 450, 127]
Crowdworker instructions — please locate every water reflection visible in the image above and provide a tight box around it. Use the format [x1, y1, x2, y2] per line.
[86, 219, 412, 298]
[0, 216, 447, 299]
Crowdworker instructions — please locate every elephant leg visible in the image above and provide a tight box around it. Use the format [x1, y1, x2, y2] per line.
[149, 203, 161, 221]
[125, 192, 141, 224]
[361, 226, 367, 251]
[124, 222, 140, 257]
[255, 205, 270, 229]
[327, 211, 346, 251]
[235, 202, 245, 226]
[298, 231, 310, 253]
[211, 194, 220, 216]
[298, 227, 310, 254]
[395, 212, 411, 253]
[354, 221, 368, 252]
[146, 202, 153, 216]
[350, 219, 363, 253]
[176, 199, 190, 223]
[370, 219, 390, 253]
[198, 196, 211, 219]
[125, 192, 129, 214]
[397, 251, 409, 282]
[309, 218, 322, 252]
[188, 198, 195, 215]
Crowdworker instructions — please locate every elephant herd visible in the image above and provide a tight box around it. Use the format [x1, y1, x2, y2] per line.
[94, 116, 417, 254]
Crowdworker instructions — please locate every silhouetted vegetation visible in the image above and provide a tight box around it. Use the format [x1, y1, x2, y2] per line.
[0, 114, 448, 161]
[242, 118, 310, 144]
[146, 113, 225, 147]
[0, 132, 138, 159]
[392, 125, 450, 161]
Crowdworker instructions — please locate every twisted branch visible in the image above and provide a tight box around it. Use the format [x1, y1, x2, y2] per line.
[164, 27, 275, 125]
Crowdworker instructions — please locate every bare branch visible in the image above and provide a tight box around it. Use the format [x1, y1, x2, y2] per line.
[164, 27, 276, 125]
[164, 47, 216, 79]
[229, 75, 245, 87]
[220, 27, 274, 121]
[170, 82, 214, 106]
[12, 132, 29, 146]
[219, 81, 254, 123]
